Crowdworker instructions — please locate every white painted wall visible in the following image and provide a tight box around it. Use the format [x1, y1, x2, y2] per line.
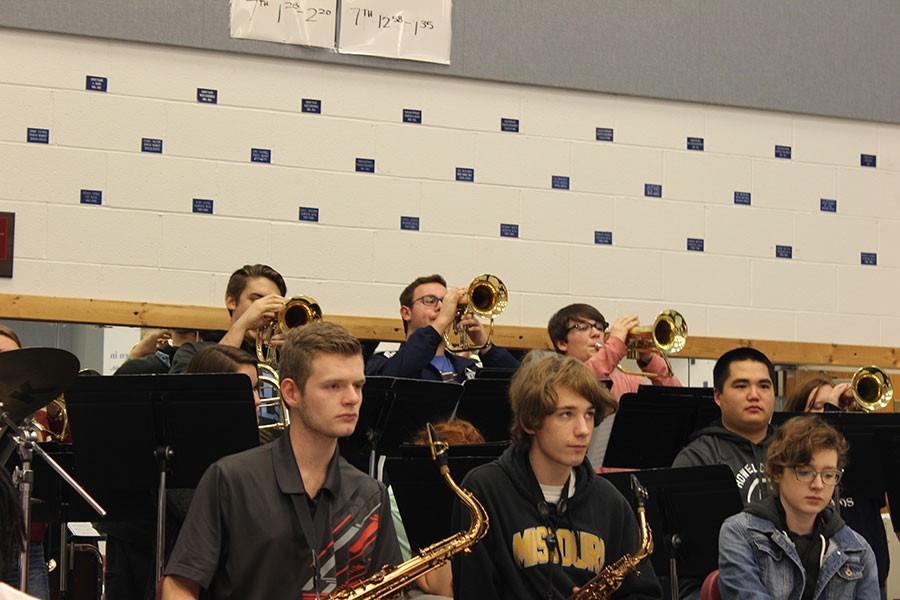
[2, 27, 899, 346]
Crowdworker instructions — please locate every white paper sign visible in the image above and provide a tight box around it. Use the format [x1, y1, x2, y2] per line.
[231, 0, 338, 49]
[338, 0, 452, 65]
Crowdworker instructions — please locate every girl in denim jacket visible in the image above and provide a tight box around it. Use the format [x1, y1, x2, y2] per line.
[718, 415, 878, 599]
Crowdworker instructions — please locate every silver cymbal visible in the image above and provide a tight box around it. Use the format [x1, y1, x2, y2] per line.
[0, 348, 80, 422]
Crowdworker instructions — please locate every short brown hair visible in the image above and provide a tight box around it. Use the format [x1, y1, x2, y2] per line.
[225, 264, 287, 314]
[279, 321, 362, 391]
[547, 304, 607, 351]
[399, 274, 447, 308]
[509, 351, 616, 448]
[0, 324, 22, 349]
[764, 415, 849, 493]
[784, 377, 831, 412]
[186, 345, 256, 374]
[414, 419, 485, 445]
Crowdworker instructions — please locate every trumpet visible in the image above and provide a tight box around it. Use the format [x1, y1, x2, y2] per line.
[616, 309, 687, 379]
[255, 295, 323, 432]
[848, 366, 893, 412]
[443, 274, 508, 352]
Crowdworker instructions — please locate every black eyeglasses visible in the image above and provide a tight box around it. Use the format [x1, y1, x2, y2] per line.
[567, 321, 607, 333]
[790, 466, 843, 486]
[412, 294, 444, 307]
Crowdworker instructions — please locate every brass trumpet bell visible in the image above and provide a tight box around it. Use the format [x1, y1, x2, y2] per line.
[279, 295, 323, 331]
[850, 366, 893, 412]
[618, 309, 687, 379]
[443, 274, 508, 352]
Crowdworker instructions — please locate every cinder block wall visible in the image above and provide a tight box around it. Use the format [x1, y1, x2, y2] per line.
[1, 27, 899, 346]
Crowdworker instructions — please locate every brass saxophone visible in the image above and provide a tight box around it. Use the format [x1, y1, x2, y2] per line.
[570, 474, 654, 600]
[329, 423, 489, 600]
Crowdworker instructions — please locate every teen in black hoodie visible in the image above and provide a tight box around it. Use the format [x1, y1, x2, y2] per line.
[451, 353, 661, 599]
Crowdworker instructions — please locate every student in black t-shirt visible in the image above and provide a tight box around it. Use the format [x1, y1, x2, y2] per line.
[162, 322, 401, 600]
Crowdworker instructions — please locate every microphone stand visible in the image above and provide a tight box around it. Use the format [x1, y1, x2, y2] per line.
[1, 409, 106, 592]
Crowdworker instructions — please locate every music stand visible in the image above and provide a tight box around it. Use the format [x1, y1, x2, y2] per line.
[456, 378, 512, 442]
[603, 386, 719, 469]
[64, 373, 259, 584]
[773, 411, 900, 529]
[602, 465, 742, 600]
[386, 447, 502, 552]
[339, 377, 462, 479]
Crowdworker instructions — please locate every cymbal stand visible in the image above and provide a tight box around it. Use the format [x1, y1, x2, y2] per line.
[1, 409, 106, 593]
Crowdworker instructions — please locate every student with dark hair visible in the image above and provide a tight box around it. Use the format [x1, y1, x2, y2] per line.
[169, 264, 286, 373]
[366, 274, 519, 382]
[718, 415, 878, 599]
[673, 347, 776, 505]
[547, 303, 681, 466]
[452, 352, 660, 599]
[672, 346, 777, 600]
[162, 322, 401, 599]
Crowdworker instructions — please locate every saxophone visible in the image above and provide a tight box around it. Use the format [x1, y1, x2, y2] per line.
[329, 423, 489, 600]
[570, 474, 654, 600]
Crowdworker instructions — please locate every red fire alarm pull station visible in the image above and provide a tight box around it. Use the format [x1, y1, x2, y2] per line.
[0, 212, 14, 277]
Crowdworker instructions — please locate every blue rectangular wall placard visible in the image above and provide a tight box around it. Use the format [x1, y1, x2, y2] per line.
[734, 191, 751, 205]
[595, 127, 614, 142]
[861, 252, 877, 266]
[400, 216, 420, 231]
[500, 118, 519, 133]
[355, 158, 375, 173]
[302, 98, 322, 114]
[251, 148, 271, 163]
[402, 109, 422, 124]
[775, 245, 793, 259]
[455, 167, 474, 182]
[80, 189, 102, 205]
[192, 199, 214, 214]
[85, 76, 108, 92]
[644, 183, 662, 198]
[594, 231, 613, 245]
[860, 154, 877, 168]
[820, 198, 837, 213]
[687, 238, 704, 252]
[551, 175, 570, 190]
[197, 88, 218, 104]
[500, 223, 519, 238]
[141, 137, 162, 153]
[687, 137, 704, 151]
[594, 127, 613, 142]
[27, 128, 49, 144]
[775, 145, 792, 159]
[299, 207, 319, 222]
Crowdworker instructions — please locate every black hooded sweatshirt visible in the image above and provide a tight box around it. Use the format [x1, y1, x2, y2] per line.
[672, 419, 773, 506]
[451, 445, 661, 599]
[745, 493, 845, 600]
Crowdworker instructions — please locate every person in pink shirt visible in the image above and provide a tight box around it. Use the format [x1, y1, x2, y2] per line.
[547, 304, 681, 466]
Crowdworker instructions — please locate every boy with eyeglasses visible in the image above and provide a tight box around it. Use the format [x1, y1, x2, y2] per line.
[366, 274, 519, 383]
[547, 304, 681, 466]
[718, 415, 878, 599]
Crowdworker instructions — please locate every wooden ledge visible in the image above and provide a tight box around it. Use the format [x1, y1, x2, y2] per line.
[1, 293, 898, 367]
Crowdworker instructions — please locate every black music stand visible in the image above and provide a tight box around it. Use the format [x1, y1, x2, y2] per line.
[64, 373, 259, 585]
[773, 411, 900, 529]
[602, 465, 742, 600]
[456, 378, 512, 442]
[339, 377, 462, 478]
[603, 386, 718, 469]
[386, 446, 503, 552]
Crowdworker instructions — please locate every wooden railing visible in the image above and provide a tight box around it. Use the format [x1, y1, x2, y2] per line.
[2, 293, 899, 366]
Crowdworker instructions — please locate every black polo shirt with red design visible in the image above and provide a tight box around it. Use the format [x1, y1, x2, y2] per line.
[164, 432, 401, 599]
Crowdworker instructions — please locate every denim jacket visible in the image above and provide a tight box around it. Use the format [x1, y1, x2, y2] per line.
[719, 509, 879, 599]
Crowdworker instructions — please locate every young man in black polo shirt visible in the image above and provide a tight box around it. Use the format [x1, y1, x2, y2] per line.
[161, 322, 402, 600]
[366, 274, 519, 382]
